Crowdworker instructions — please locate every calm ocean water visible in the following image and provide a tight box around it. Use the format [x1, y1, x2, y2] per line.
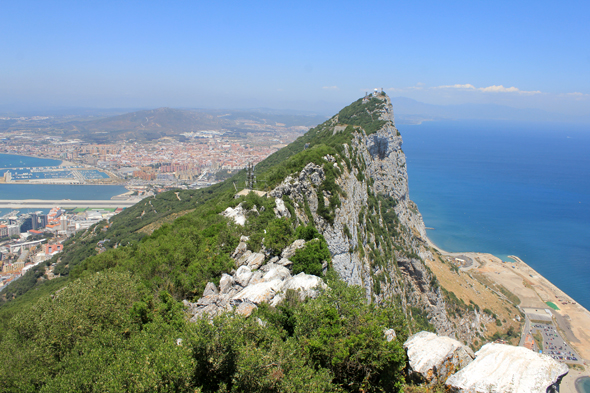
[402, 120, 590, 310]
[0, 154, 61, 168]
[0, 154, 128, 216]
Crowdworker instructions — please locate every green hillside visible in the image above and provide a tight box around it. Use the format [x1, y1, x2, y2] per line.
[0, 93, 422, 392]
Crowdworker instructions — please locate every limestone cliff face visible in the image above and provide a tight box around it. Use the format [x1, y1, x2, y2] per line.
[270, 93, 458, 336]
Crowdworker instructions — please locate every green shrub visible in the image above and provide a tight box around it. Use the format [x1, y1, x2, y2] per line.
[295, 224, 321, 241]
[294, 275, 408, 392]
[291, 239, 331, 277]
[264, 218, 295, 255]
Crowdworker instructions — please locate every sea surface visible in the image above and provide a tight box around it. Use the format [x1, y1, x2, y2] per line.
[0, 184, 128, 201]
[0, 154, 61, 168]
[402, 120, 590, 311]
[0, 154, 128, 217]
[577, 376, 590, 393]
[0, 154, 107, 180]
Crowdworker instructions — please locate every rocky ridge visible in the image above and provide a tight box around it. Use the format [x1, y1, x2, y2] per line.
[267, 93, 485, 342]
[185, 235, 326, 320]
[190, 92, 490, 343]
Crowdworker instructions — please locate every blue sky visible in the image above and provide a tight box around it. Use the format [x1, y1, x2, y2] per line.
[1, 1, 589, 117]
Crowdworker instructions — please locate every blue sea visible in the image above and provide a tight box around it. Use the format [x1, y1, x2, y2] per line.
[402, 120, 590, 311]
[0, 154, 128, 216]
[0, 154, 107, 180]
[0, 154, 61, 169]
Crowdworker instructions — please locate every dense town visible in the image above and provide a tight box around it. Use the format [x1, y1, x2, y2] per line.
[0, 206, 121, 291]
[0, 126, 306, 188]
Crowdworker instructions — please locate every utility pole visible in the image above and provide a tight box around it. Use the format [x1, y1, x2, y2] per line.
[246, 162, 255, 189]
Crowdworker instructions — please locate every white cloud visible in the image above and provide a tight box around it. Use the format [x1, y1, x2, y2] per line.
[477, 85, 520, 93]
[559, 92, 589, 100]
[322, 86, 338, 90]
[434, 83, 541, 95]
[434, 84, 476, 90]
[478, 85, 542, 95]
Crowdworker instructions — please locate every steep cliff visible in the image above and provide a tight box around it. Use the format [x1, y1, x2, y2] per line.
[267, 92, 454, 335]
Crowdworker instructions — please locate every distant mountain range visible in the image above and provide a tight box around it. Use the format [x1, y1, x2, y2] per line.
[60, 107, 223, 142]
[0, 107, 329, 143]
[390, 97, 590, 124]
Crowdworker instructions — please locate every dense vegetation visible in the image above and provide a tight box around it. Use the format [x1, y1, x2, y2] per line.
[0, 94, 425, 391]
[337, 96, 387, 135]
[0, 269, 409, 392]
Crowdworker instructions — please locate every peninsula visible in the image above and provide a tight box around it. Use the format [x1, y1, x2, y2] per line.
[0, 92, 587, 392]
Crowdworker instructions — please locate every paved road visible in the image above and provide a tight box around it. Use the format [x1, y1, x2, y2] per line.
[519, 316, 531, 347]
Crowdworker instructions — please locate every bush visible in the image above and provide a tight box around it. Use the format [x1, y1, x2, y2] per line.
[264, 218, 295, 255]
[295, 224, 321, 241]
[291, 239, 331, 277]
[293, 274, 408, 392]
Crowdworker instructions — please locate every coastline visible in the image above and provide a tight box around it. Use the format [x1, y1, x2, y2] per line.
[423, 231, 590, 385]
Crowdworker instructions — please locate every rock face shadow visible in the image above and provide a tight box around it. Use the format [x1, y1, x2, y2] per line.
[369, 136, 389, 160]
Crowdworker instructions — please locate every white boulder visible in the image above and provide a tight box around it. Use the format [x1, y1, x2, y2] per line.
[219, 274, 235, 295]
[236, 250, 253, 267]
[282, 272, 326, 300]
[445, 343, 569, 393]
[274, 198, 291, 218]
[235, 266, 253, 287]
[404, 331, 474, 385]
[233, 279, 285, 304]
[384, 329, 397, 342]
[262, 265, 291, 282]
[232, 237, 249, 259]
[281, 239, 306, 259]
[220, 204, 247, 226]
[203, 282, 218, 297]
[246, 253, 265, 269]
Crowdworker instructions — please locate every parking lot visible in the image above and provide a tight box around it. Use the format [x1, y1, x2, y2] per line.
[531, 323, 582, 364]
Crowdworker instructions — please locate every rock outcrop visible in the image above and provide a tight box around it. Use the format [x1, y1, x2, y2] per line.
[445, 343, 569, 393]
[220, 204, 247, 226]
[186, 240, 326, 320]
[404, 331, 474, 385]
[268, 93, 456, 337]
[213, 93, 486, 344]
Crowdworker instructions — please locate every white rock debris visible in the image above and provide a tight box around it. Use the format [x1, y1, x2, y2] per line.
[185, 239, 326, 320]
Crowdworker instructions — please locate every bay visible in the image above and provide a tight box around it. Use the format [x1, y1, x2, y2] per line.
[0, 153, 61, 169]
[402, 120, 590, 310]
